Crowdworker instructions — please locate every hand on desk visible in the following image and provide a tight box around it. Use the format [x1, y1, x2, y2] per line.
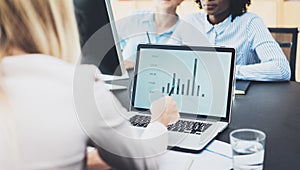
[87, 148, 111, 170]
[124, 60, 135, 70]
[150, 96, 180, 126]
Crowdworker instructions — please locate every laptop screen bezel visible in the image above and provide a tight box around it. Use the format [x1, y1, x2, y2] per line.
[130, 44, 235, 123]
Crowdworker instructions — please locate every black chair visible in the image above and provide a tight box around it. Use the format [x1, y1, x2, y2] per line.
[268, 27, 299, 81]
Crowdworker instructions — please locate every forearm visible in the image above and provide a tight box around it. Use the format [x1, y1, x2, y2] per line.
[94, 121, 168, 170]
[236, 61, 290, 81]
[92, 81, 167, 169]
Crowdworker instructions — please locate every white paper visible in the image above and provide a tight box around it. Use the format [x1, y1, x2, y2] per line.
[159, 140, 233, 170]
[103, 83, 127, 90]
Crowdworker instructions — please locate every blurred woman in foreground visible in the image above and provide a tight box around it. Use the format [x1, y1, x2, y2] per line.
[0, 0, 179, 169]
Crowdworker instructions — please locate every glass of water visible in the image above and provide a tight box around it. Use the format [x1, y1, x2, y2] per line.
[230, 129, 266, 170]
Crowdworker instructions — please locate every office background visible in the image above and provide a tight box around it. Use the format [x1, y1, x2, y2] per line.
[111, 0, 300, 82]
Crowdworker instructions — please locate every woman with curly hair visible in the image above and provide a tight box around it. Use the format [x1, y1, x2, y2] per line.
[170, 0, 290, 81]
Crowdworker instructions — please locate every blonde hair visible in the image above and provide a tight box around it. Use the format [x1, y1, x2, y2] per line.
[0, 0, 81, 168]
[0, 0, 81, 62]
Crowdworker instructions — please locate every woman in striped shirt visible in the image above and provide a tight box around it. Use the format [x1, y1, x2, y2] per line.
[170, 0, 291, 81]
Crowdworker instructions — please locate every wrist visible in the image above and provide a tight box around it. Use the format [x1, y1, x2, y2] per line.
[152, 116, 168, 127]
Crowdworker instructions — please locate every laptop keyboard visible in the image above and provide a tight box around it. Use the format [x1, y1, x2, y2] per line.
[129, 115, 212, 135]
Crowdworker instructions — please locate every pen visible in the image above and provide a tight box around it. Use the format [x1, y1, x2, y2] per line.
[168, 86, 175, 96]
[146, 31, 151, 44]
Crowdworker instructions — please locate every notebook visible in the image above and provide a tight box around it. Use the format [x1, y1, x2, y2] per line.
[235, 80, 251, 95]
[129, 44, 236, 152]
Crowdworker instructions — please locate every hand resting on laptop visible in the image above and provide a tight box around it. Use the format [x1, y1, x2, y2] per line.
[150, 96, 180, 126]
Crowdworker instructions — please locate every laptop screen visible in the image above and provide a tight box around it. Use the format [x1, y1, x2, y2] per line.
[131, 44, 235, 121]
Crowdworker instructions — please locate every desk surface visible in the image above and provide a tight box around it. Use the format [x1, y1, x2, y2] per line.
[217, 81, 300, 170]
[112, 78, 300, 170]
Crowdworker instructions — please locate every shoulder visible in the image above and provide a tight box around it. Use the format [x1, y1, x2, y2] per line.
[184, 12, 206, 22]
[239, 12, 259, 18]
[117, 10, 154, 29]
[127, 10, 154, 21]
[235, 12, 264, 25]
[238, 12, 269, 35]
[3, 54, 76, 80]
[181, 12, 206, 29]
[232, 12, 268, 34]
[37, 54, 76, 74]
[129, 10, 153, 16]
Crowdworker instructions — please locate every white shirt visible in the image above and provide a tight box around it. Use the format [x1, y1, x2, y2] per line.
[117, 10, 179, 61]
[0, 54, 167, 170]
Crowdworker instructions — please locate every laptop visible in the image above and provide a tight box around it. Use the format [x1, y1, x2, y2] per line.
[129, 44, 236, 152]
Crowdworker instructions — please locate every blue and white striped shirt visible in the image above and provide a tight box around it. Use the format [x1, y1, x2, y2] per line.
[169, 12, 291, 81]
[117, 10, 179, 61]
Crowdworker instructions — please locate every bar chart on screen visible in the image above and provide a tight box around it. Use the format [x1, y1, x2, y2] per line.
[134, 49, 214, 115]
[161, 59, 204, 97]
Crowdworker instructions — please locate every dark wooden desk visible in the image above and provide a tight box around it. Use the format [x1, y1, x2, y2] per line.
[112, 79, 300, 170]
